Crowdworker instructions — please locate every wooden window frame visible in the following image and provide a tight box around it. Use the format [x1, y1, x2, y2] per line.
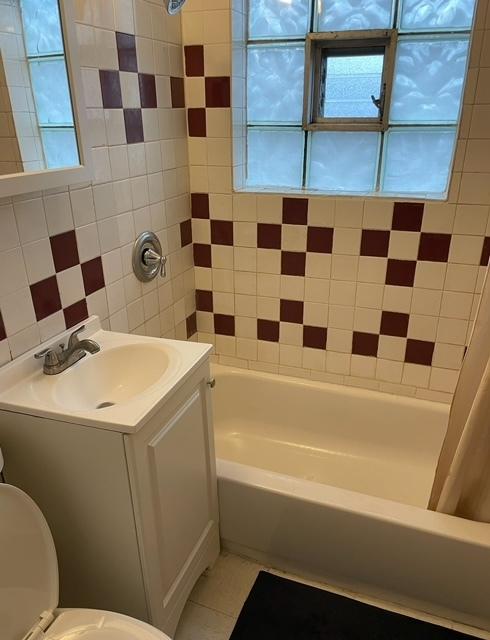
[303, 29, 398, 132]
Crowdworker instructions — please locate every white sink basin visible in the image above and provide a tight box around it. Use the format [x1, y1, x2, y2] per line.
[0, 317, 213, 432]
[34, 344, 172, 412]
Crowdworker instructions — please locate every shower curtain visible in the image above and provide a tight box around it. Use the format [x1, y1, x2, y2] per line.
[429, 268, 490, 522]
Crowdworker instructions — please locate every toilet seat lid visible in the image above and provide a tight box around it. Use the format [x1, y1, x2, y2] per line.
[0, 484, 58, 640]
[45, 609, 172, 640]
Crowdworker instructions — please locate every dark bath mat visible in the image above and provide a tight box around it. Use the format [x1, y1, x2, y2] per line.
[229, 571, 475, 639]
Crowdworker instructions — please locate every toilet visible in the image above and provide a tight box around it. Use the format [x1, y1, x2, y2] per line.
[0, 483, 173, 640]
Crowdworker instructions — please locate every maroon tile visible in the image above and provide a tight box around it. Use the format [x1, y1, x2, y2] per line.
[257, 223, 281, 249]
[385, 259, 416, 287]
[280, 299, 304, 324]
[418, 233, 451, 262]
[360, 230, 390, 257]
[380, 311, 409, 337]
[191, 193, 210, 219]
[211, 220, 233, 246]
[214, 313, 235, 336]
[50, 230, 79, 273]
[0, 311, 6, 341]
[481, 236, 490, 266]
[282, 198, 308, 225]
[81, 257, 105, 296]
[303, 325, 327, 350]
[64, 299, 89, 329]
[170, 76, 185, 108]
[116, 32, 137, 72]
[193, 243, 212, 267]
[124, 108, 144, 144]
[392, 202, 424, 231]
[99, 70, 122, 108]
[184, 45, 204, 77]
[180, 219, 192, 247]
[196, 289, 213, 312]
[30, 276, 62, 321]
[257, 319, 279, 342]
[307, 227, 333, 253]
[352, 332, 379, 357]
[205, 77, 231, 108]
[186, 312, 197, 338]
[188, 108, 206, 137]
[405, 339, 435, 366]
[139, 73, 157, 108]
[281, 251, 306, 276]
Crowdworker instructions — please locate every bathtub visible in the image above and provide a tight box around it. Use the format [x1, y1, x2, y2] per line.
[212, 364, 490, 632]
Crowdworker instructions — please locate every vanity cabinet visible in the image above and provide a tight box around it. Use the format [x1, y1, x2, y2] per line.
[0, 360, 219, 636]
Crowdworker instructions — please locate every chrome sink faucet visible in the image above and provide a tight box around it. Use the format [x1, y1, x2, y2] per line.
[34, 325, 100, 375]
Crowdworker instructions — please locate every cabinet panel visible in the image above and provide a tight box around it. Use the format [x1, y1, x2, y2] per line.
[148, 389, 213, 598]
[125, 366, 219, 634]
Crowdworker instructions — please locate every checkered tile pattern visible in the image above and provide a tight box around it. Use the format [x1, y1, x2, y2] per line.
[178, 3, 490, 398]
[0, 2, 197, 366]
[184, 45, 490, 382]
[193, 195, 489, 376]
[184, 46, 230, 137]
[29, 230, 105, 330]
[98, 32, 185, 145]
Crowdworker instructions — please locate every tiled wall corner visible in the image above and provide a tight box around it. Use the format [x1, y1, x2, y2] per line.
[0, 0, 197, 367]
[182, 0, 490, 403]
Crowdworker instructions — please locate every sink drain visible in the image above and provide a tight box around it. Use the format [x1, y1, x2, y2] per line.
[96, 401, 115, 409]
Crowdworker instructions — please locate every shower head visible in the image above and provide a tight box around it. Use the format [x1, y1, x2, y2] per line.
[166, 0, 187, 14]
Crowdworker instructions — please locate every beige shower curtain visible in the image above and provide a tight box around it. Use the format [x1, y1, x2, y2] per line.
[429, 268, 490, 522]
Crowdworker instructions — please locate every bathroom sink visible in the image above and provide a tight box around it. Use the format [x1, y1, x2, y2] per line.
[33, 344, 172, 411]
[0, 316, 213, 431]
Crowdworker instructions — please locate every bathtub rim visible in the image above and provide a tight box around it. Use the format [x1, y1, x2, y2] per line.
[211, 363, 451, 418]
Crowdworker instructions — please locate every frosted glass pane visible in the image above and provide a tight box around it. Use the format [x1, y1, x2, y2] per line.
[249, 0, 310, 39]
[382, 129, 456, 195]
[30, 59, 74, 126]
[390, 39, 469, 124]
[309, 132, 379, 192]
[400, 0, 477, 31]
[41, 128, 79, 169]
[323, 53, 383, 118]
[247, 46, 304, 124]
[318, 0, 393, 31]
[247, 129, 304, 188]
[21, 0, 64, 56]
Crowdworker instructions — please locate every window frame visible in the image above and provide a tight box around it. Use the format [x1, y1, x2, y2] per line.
[303, 29, 398, 132]
[20, 0, 78, 169]
[0, 0, 92, 199]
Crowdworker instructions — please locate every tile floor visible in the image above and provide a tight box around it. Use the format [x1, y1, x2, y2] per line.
[174, 552, 490, 640]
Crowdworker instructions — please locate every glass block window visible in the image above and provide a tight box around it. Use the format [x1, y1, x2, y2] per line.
[20, 0, 79, 169]
[245, 0, 476, 198]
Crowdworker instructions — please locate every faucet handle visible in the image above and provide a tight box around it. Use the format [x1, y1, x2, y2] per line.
[68, 325, 86, 349]
[34, 347, 62, 367]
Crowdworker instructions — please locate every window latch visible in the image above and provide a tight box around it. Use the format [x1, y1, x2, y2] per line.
[371, 82, 386, 120]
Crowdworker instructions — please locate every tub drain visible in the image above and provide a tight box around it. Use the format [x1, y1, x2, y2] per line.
[96, 401, 115, 409]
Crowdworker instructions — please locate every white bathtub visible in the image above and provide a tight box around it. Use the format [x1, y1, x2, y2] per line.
[212, 364, 490, 632]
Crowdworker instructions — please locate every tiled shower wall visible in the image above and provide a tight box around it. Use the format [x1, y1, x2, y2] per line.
[0, 0, 197, 367]
[182, 0, 490, 403]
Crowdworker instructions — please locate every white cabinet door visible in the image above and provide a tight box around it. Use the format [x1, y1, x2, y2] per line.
[125, 365, 219, 635]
